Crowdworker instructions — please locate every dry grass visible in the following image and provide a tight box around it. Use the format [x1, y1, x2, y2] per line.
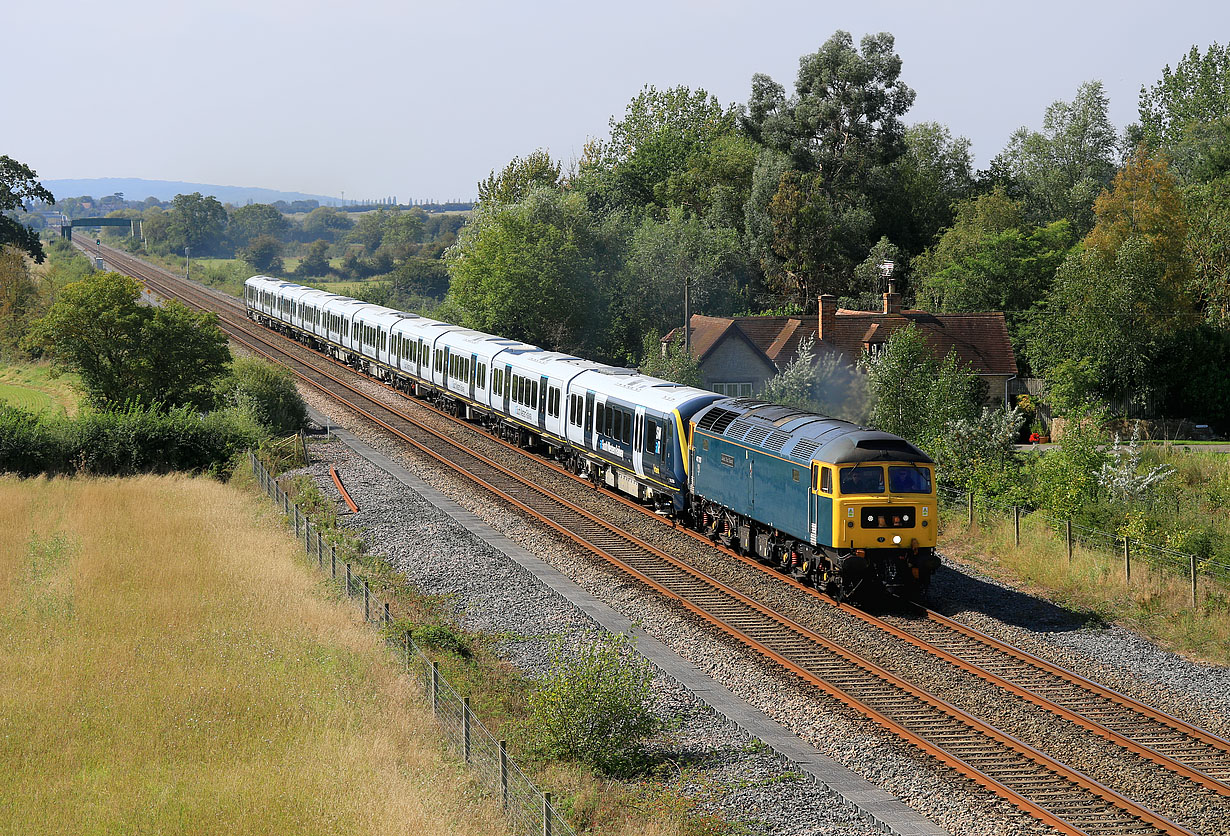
[942, 513, 1230, 665]
[0, 474, 509, 836]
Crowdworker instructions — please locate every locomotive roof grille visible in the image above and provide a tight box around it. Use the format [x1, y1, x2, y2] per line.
[790, 439, 820, 462]
[696, 407, 740, 434]
[764, 430, 792, 452]
[744, 426, 771, 447]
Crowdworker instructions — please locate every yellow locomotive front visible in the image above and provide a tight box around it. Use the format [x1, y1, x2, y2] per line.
[818, 460, 939, 598]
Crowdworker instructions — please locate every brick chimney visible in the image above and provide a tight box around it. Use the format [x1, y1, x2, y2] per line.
[818, 294, 836, 342]
[882, 279, 902, 315]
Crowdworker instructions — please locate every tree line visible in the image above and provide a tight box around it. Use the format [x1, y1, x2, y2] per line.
[441, 34, 1230, 434]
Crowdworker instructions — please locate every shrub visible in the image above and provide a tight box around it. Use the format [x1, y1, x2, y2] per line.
[527, 636, 659, 775]
[219, 357, 308, 436]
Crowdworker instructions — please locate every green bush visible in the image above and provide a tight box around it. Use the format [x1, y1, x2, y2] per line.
[219, 357, 308, 436]
[0, 404, 262, 478]
[527, 636, 659, 775]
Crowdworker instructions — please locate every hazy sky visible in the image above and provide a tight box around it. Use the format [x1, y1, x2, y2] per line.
[7, 0, 1228, 203]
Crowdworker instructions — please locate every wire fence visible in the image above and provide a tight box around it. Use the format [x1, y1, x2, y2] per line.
[249, 451, 576, 836]
[938, 485, 1230, 605]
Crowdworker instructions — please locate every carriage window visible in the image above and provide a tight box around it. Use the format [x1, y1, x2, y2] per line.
[821, 467, 832, 493]
[622, 410, 632, 444]
[840, 465, 884, 494]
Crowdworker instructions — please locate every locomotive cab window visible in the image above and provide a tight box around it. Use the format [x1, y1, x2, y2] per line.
[820, 467, 832, 493]
[889, 466, 932, 494]
[840, 465, 884, 494]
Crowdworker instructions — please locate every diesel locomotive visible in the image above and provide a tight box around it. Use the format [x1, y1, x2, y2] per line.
[245, 275, 939, 601]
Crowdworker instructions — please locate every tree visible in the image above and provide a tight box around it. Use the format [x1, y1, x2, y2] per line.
[301, 206, 354, 241]
[580, 85, 740, 218]
[1183, 173, 1230, 324]
[167, 192, 228, 254]
[239, 235, 284, 272]
[617, 206, 741, 347]
[0, 246, 39, 353]
[879, 122, 975, 258]
[638, 329, 702, 387]
[862, 324, 983, 452]
[228, 203, 288, 249]
[1025, 239, 1185, 409]
[477, 149, 560, 206]
[445, 186, 614, 354]
[1139, 43, 1230, 150]
[0, 155, 54, 263]
[294, 239, 331, 278]
[26, 271, 230, 410]
[391, 257, 449, 301]
[991, 81, 1118, 233]
[743, 32, 916, 306]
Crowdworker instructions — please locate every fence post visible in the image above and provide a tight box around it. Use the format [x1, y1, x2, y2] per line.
[499, 740, 508, 808]
[330, 544, 337, 579]
[967, 491, 973, 525]
[317, 531, 324, 568]
[463, 696, 471, 763]
[345, 563, 352, 596]
[383, 602, 390, 625]
[405, 632, 412, 673]
[1013, 506, 1020, 547]
[363, 580, 370, 621]
[305, 520, 311, 554]
[431, 661, 439, 718]
[543, 792, 552, 836]
[1066, 520, 1073, 563]
[1191, 555, 1198, 606]
[1124, 538, 1131, 584]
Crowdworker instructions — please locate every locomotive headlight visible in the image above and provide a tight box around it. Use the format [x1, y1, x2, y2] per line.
[892, 535, 902, 544]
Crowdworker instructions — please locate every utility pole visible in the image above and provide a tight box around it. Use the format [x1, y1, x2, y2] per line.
[185, 245, 191, 281]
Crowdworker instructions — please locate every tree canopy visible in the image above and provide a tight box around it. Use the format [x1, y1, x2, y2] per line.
[27, 271, 230, 410]
[1, 155, 54, 263]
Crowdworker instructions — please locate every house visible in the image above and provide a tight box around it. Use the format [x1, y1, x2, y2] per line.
[665, 286, 1018, 405]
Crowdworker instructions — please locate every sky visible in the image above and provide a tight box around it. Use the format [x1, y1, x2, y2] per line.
[7, 0, 1229, 203]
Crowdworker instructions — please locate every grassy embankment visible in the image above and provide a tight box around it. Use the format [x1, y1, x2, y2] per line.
[940, 448, 1230, 665]
[0, 362, 81, 415]
[279, 466, 740, 836]
[0, 474, 509, 836]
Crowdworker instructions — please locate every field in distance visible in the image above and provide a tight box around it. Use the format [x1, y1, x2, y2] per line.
[0, 474, 507, 836]
[0, 361, 80, 415]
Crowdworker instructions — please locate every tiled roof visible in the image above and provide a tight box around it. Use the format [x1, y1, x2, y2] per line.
[666, 309, 1017, 377]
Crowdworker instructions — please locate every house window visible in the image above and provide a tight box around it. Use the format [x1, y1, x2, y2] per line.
[712, 382, 754, 398]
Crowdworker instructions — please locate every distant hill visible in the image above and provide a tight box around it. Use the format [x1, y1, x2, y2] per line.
[41, 178, 338, 206]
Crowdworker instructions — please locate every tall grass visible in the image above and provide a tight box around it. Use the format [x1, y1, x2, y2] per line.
[0, 474, 509, 836]
[942, 511, 1230, 664]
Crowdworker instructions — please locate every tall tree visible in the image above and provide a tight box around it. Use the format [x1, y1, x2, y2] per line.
[0, 155, 54, 263]
[445, 186, 616, 354]
[879, 122, 975, 258]
[1139, 43, 1230, 149]
[27, 271, 230, 410]
[167, 192, 228, 254]
[743, 31, 916, 307]
[991, 81, 1118, 233]
[477, 150, 561, 207]
[228, 203, 287, 249]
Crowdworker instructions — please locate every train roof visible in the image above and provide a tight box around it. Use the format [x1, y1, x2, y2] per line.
[691, 398, 932, 465]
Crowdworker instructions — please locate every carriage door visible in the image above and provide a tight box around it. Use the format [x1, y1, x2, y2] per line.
[632, 407, 646, 477]
[538, 375, 548, 431]
[469, 353, 477, 401]
[808, 462, 821, 546]
[584, 391, 595, 450]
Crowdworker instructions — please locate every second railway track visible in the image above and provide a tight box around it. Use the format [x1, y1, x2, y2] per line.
[79, 239, 1226, 836]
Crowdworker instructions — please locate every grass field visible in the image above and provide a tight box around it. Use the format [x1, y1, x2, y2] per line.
[0, 362, 81, 415]
[0, 474, 508, 836]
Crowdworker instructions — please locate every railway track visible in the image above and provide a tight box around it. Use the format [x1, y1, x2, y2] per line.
[78, 239, 1221, 835]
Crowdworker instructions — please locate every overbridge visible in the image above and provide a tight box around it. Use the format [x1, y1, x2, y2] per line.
[61, 217, 141, 238]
